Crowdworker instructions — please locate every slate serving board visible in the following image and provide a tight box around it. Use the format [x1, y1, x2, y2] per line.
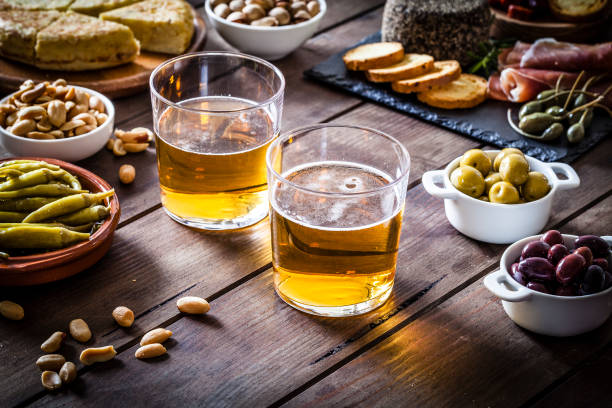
[304, 32, 611, 163]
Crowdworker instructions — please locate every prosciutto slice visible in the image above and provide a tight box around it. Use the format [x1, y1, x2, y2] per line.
[498, 38, 612, 71]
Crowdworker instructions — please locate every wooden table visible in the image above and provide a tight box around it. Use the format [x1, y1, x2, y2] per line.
[1, 2, 611, 407]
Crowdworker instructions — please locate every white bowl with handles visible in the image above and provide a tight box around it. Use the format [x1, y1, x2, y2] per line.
[421, 150, 580, 244]
[483, 234, 612, 337]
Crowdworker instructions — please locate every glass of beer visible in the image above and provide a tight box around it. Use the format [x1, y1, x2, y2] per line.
[266, 124, 410, 317]
[150, 52, 284, 230]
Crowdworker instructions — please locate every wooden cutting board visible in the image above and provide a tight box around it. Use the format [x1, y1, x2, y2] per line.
[0, 10, 207, 99]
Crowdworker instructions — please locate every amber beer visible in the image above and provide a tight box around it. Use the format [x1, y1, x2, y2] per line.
[271, 162, 404, 312]
[156, 96, 275, 226]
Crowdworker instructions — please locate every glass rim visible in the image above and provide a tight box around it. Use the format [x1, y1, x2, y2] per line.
[266, 124, 411, 197]
[149, 51, 286, 114]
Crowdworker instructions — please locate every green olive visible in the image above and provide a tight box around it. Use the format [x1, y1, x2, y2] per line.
[450, 166, 485, 198]
[484, 172, 502, 195]
[499, 154, 529, 186]
[519, 113, 557, 134]
[519, 101, 543, 120]
[459, 149, 491, 177]
[540, 122, 564, 141]
[567, 123, 585, 144]
[489, 181, 520, 204]
[545, 106, 565, 116]
[493, 148, 524, 172]
[521, 172, 550, 202]
[478, 195, 489, 202]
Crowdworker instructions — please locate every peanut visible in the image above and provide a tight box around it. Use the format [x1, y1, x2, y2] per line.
[10, 119, 36, 136]
[60, 119, 86, 131]
[53, 78, 67, 87]
[36, 354, 66, 372]
[118, 164, 135, 184]
[35, 95, 53, 104]
[306, 0, 319, 15]
[16, 105, 45, 120]
[5, 112, 17, 126]
[41, 331, 66, 353]
[123, 143, 149, 153]
[135, 343, 167, 359]
[72, 112, 96, 127]
[140, 328, 173, 346]
[59, 361, 77, 384]
[227, 11, 247, 23]
[36, 116, 52, 132]
[69, 318, 92, 343]
[112, 306, 135, 327]
[113, 139, 127, 156]
[49, 130, 64, 138]
[214, 3, 231, 17]
[95, 112, 108, 126]
[79, 345, 116, 365]
[74, 89, 89, 107]
[75, 124, 96, 136]
[115, 127, 151, 144]
[177, 296, 210, 314]
[64, 86, 76, 101]
[20, 83, 46, 103]
[106, 137, 116, 150]
[41, 371, 62, 391]
[47, 100, 67, 127]
[0, 300, 24, 320]
[68, 103, 88, 119]
[65, 100, 76, 112]
[88, 95, 105, 113]
[0, 103, 17, 114]
[27, 131, 55, 140]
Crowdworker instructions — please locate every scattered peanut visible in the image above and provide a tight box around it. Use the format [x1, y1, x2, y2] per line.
[119, 164, 136, 184]
[123, 143, 149, 153]
[112, 306, 135, 327]
[113, 138, 127, 156]
[41, 371, 62, 391]
[177, 296, 210, 314]
[140, 328, 173, 346]
[41, 331, 66, 353]
[135, 343, 167, 359]
[106, 137, 116, 150]
[69, 318, 92, 343]
[36, 354, 66, 372]
[0, 300, 24, 320]
[59, 362, 77, 384]
[79, 345, 116, 365]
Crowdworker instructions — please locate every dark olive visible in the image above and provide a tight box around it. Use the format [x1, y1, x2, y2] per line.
[527, 281, 550, 294]
[555, 285, 577, 296]
[556, 254, 586, 285]
[519, 101, 543, 119]
[574, 235, 610, 258]
[604, 271, 612, 290]
[581, 265, 606, 294]
[574, 247, 593, 267]
[540, 122, 564, 141]
[510, 264, 527, 285]
[518, 258, 555, 282]
[592, 258, 609, 271]
[541, 230, 563, 246]
[566, 122, 585, 143]
[521, 240, 550, 260]
[545, 106, 565, 116]
[519, 112, 557, 134]
[548, 244, 569, 266]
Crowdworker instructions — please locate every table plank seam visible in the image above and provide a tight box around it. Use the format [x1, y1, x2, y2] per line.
[312, 4, 384, 37]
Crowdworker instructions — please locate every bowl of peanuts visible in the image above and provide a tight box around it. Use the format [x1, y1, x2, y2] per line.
[0, 79, 115, 162]
[205, 0, 326, 60]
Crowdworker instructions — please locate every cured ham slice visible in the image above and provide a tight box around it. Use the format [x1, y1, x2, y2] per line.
[498, 38, 612, 71]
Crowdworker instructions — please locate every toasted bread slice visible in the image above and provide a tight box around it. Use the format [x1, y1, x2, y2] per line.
[365, 53, 434, 82]
[417, 74, 487, 109]
[391, 60, 461, 94]
[549, 0, 607, 21]
[343, 42, 404, 71]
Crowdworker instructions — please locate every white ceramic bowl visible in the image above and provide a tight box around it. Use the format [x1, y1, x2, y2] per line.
[204, 0, 326, 60]
[484, 234, 612, 337]
[421, 150, 580, 244]
[0, 86, 115, 162]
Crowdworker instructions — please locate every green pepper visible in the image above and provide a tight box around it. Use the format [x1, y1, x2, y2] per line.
[0, 226, 89, 249]
[0, 169, 24, 178]
[56, 205, 110, 226]
[0, 211, 27, 222]
[0, 197, 59, 212]
[0, 162, 60, 172]
[0, 184, 87, 199]
[0, 160, 40, 168]
[23, 189, 114, 223]
[0, 169, 81, 191]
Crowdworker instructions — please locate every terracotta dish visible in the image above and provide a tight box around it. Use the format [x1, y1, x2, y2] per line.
[0, 157, 120, 286]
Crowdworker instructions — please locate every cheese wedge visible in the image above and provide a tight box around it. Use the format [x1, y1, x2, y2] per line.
[365, 53, 434, 82]
[35, 11, 140, 70]
[0, 9, 61, 64]
[417, 73, 487, 109]
[343, 42, 404, 71]
[391, 60, 461, 94]
[100, 0, 193, 54]
[69, 0, 141, 16]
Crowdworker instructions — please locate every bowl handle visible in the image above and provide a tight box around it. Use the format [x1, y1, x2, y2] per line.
[483, 270, 532, 302]
[422, 170, 460, 200]
[547, 162, 580, 191]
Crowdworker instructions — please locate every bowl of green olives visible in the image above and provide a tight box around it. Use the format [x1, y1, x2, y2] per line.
[483, 232, 612, 337]
[422, 148, 580, 244]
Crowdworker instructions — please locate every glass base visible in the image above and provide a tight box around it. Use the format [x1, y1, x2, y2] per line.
[274, 284, 393, 317]
[163, 204, 268, 231]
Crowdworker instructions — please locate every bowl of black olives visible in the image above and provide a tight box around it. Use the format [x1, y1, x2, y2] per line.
[484, 231, 612, 337]
[422, 149, 580, 244]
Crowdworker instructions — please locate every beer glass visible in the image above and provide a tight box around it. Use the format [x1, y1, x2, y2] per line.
[266, 124, 410, 317]
[150, 52, 284, 230]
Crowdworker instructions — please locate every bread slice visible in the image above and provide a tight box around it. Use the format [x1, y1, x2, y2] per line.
[343, 42, 404, 71]
[391, 60, 461, 94]
[100, 0, 194, 54]
[0, 10, 61, 64]
[365, 53, 434, 82]
[549, 0, 608, 21]
[35, 11, 140, 70]
[417, 73, 487, 109]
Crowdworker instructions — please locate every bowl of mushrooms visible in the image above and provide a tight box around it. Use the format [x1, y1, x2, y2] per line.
[0, 79, 115, 162]
[205, 0, 326, 60]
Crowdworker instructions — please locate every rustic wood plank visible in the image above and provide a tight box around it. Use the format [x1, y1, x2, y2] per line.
[282, 196, 612, 408]
[27, 137, 611, 407]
